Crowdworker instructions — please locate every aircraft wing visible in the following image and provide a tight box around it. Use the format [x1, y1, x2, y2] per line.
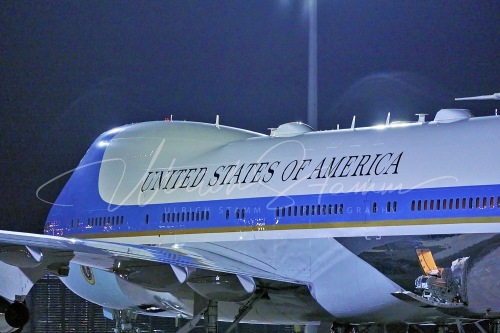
[0, 230, 300, 301]
[455, 92, 500, 100]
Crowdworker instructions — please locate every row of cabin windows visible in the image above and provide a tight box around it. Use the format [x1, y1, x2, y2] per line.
[411, 196, 500, 212]
[69, 216, 125, 228]
[144, 210, 211, 224]
[159, 210, 210, 223]
[372, 201, 398, 213]
[89, 216, 124, 227]
[275, 203, 344, 218]
[225, 208, 246, 220]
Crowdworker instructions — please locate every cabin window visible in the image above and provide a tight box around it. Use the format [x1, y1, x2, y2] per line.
[236, 209, 240, 219]
[294, 206, 298, 216]
[483, 197, 487, 209]
[288, 206, 292, 216]
[328, 204, 332, 215]
[305, 205, 309, 216]
[339, 204, 344, 214]
[448, 199, 453, 210]
[276, 207, 279, 217]
[226, 209, 230, 220]
[373, 202, 377, 213]
[476, 197, 480, 209]
[145, 214, 149, 224]
[201, 211, 205, 221]
[462, 198, 466, 209]
[206, 211, 210, 220]
[281, 207, 285, 217]
[411, 200, 415, 211]
[393, 201, 397, 212]
[241, 209, 245, 219]
[490, 197, 495, 209]
[311, 205, 315, 215]
[418, 200, 422, 211]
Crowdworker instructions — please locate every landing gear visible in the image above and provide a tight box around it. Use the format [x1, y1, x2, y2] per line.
[176, 297, 218, 333]
[490, 319, 500, 333]
[5, 301, 29, 329]
[103, 309, 138, 333]
[330, 323, 357, 333]
[204, 300, 218, 333]
[436, 325, 449, 333]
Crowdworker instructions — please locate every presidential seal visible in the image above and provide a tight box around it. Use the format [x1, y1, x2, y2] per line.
[80, 265, 95, 285]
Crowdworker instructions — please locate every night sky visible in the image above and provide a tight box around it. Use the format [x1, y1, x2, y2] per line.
[1, 1, 499, 232]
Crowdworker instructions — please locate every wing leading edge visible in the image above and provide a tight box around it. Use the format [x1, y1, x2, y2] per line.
[0, 230, 302, 302]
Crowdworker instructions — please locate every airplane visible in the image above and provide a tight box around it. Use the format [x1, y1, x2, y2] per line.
[455, 92, 500, 101]
[0, 101, 499, 333]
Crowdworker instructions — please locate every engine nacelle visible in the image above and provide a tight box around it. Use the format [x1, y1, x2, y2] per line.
[0, 298, 29, 333]
[60, 263, 192, 316]
[186, 269, 255, 302]
[114, 261, 187, 292]
[463, 245, 500, 315]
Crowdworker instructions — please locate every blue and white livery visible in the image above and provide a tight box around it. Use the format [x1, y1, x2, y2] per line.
[0, 107, 499, 333]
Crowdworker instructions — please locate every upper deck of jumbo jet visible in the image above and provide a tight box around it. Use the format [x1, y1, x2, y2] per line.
[95, 109, 500, 157]
[46, 109, 500, 215]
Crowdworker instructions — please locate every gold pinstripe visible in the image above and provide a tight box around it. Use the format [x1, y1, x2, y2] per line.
[74, 216, 500, 239]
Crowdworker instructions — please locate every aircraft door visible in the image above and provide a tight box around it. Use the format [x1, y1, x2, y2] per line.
[363, 193, 381, 240]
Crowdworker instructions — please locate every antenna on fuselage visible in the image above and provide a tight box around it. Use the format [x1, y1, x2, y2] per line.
[385, 112, 391, 126]
[416, 114, 427, 123]
[350, 116, 356, 130]
[336, 124, 339, 130]
[215, 115, 220, 129]
[171, 114, 173, 121]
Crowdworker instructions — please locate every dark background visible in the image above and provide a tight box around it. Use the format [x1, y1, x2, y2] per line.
[1, 1, 499, 232]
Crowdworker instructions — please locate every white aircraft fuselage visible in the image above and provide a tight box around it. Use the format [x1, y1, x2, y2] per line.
[1, 109, 499, 331]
